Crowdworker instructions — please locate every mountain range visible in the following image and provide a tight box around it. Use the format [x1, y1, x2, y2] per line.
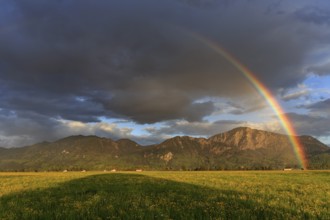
[0, 127, 329, 171]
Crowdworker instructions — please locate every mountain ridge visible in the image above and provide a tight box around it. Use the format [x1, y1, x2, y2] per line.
[0, 127, 329, 171]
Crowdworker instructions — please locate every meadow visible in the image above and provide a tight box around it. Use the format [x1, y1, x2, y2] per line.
[0, 171, 329, 219]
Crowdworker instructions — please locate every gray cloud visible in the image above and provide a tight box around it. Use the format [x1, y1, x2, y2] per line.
[281, 89, 310, 101]
[0, 0, 329, 146]
[0, 85, 108, 123]
[222, 99, 267, 115]
[294, 5, 330, 26]
[105, 90, 216, 123]
[307, 62, 330, 76]
[144, 120, 244, 138]
[144, 119, 282, 138]
[0, 110, 61, 147]
[0, 111, 142, 147]
[287, 113, 330, 137]
[306, 98, 330, 116]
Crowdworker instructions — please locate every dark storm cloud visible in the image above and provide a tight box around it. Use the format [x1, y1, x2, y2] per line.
[287, 113, 330, 137]
[294, 6, 330, 26]
[104, 91, 215, 123]
[0, 0, 252, 125]
[0, 84, 106, 122]
[307, 62, 330, 76]
[306, 99, 330, 115]
[0, 0, 329, 146]
[0, 110, 60, 147]
[288, 99, 330, 141]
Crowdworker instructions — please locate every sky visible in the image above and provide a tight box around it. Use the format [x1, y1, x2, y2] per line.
[1, 0, 330, 147]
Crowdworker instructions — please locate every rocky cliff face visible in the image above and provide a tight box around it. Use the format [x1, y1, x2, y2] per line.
[140, 127, 329, 170]
[208, 127, 293, 151]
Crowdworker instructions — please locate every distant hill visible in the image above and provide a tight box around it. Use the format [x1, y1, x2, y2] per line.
[0, 127, 329, 171]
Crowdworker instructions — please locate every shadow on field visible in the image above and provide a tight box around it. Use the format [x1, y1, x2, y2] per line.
[0, 173, 299, 219]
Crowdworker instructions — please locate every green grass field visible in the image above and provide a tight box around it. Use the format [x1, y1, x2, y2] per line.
[0, 171, 329, 219]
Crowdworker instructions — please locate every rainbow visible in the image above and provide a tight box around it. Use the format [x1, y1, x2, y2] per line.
[191, 34, 307, 169]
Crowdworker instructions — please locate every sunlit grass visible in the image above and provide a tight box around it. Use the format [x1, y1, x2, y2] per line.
[0, 171, 329, 219]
